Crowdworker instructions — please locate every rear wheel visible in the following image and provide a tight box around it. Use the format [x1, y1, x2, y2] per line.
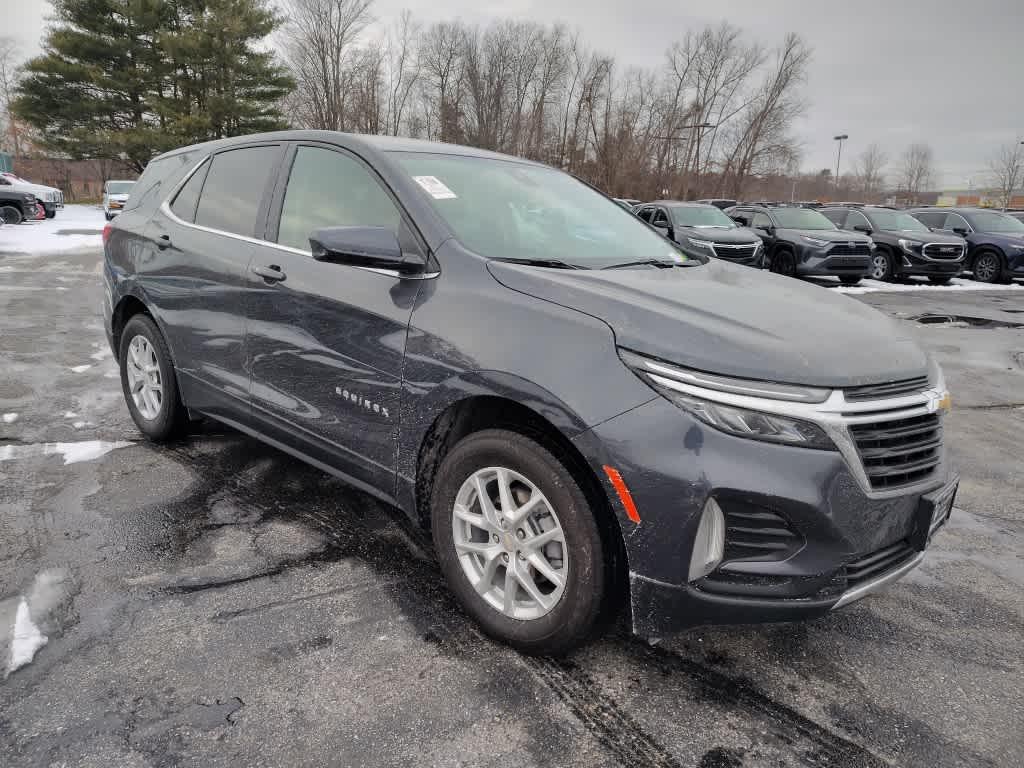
[1, 205, 23, 225]
[839, 275, 862, 286]
[972, 251, 1002, 283]
[118, 314, 187, 442]
[431, 429, 606, 655]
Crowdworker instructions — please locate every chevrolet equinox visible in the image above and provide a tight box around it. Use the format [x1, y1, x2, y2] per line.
[104, 131, 958, 654]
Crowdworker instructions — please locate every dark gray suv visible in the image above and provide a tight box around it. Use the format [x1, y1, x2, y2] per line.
[103, 131, 958, 654]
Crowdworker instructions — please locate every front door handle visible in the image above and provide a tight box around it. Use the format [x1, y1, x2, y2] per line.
[157, 233, 171, 250]
[251, 264, 286, 283]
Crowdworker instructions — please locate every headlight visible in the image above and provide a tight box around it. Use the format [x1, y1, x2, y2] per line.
[684, 236, 714, 250]
[620, 349, 835, 450]
[802, 236, 829, 247]
[898, 238, 923, 253]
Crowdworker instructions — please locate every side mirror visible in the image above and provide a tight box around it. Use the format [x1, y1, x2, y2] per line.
[952, 227, 968, 237]
[756, 224, 774, 234]
[853, 224, 872, 235]
[730, 216, 745, 225]
[309, 226, 422, 274]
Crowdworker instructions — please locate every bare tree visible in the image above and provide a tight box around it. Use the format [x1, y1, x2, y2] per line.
[988, 139, 1024, 211]
[282, 0, 375, 130]
[0, 36, 25, 156]
[854, 142, 887, 200]
[383, 10, 421, 136]
[898, 143, 934, 205]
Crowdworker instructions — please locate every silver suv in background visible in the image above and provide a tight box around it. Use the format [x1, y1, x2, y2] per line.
[103, 180, 137, 220]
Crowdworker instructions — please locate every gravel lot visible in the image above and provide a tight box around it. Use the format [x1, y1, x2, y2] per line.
[2, 210, 1022, 767]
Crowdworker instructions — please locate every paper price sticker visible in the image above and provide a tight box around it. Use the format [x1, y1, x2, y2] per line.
[413, 175, 458, 200]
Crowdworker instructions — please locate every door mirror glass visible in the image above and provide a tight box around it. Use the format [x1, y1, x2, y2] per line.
[853, 224, 872, 234]
[952, 227, 968, 237]
[310, 226, 420, 273]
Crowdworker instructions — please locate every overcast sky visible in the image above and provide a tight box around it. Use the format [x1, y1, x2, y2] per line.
[5, 0, 1022, 189]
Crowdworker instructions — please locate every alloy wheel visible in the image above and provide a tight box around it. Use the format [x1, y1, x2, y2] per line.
[451, 466, 568, 620]
[125, 335, 163, 420]
[870, 253, 889, 280]
[974, 254, 999, 282]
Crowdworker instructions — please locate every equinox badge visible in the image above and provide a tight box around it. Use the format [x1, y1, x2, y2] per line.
[336, 388, 390, 418]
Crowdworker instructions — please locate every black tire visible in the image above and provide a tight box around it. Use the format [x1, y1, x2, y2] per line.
[118, 313, 187, 442]
[104, 212, 114, 221]
[927, 275, 952, 285]
[972, 251, 1002, 283]
[839, 275, 862, 286]
[45, 209, 55, 219]
[1, 205, 23, 225]
[769, 247, 797, 277]
[431, 429, 606, 655]
[868, 248, 893, 281]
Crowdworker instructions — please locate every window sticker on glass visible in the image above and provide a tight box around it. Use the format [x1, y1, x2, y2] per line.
[413, 175, 457, 200]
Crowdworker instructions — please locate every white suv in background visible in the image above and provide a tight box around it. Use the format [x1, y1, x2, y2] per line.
[0, 172, 64, 218]
[103, 180, 136, 220]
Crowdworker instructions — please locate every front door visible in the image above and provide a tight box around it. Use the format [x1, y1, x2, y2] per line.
[245, 142, 427, 498]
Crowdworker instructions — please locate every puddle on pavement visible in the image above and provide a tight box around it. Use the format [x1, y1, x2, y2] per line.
[2, 568, 79, 679]
[0, 439, 133, 465]
[908, 313, 1024, 329]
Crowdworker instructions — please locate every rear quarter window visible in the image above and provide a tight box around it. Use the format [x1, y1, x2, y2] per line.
[125, 151, 198, 213]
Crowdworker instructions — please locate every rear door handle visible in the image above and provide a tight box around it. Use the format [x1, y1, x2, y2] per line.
[251, 264, 286, 283]
[157, 234, 171, 250]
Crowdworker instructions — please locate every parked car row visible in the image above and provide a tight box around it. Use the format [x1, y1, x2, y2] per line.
[628, 199, 1024, 285]
[0, 172, 63, 218]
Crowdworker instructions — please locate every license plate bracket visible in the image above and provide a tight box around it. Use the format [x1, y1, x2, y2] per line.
[909, 480, 957, 551]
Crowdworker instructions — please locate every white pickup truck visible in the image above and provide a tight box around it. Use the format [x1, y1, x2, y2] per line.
[0, 172, 64, 218]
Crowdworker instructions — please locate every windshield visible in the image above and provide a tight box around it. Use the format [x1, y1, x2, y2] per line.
[390, 152, 690, 268]
[106, 181, 135, 195]
[865, 210, 928, 232]
[770, 208, 837, 230]
[671, 206, 736, 228]
[966, 211, 1024, 233]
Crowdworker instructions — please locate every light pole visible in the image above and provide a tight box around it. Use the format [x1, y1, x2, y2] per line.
[833, 134, 848, 198]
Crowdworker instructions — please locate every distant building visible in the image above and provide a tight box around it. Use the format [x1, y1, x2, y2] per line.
[935, 189, 1024, 209]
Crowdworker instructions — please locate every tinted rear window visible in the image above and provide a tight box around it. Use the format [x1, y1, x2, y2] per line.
[194, 146, 280, 238]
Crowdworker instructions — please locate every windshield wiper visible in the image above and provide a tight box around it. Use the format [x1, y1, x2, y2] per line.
[492, 257, 585, 270]
[602, 258, 698, 269]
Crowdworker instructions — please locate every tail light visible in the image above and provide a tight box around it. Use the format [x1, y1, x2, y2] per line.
[102, 223, 113, 245]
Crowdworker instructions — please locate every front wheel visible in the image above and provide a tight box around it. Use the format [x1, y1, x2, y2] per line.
[769, 248, 797, 277]
[104, 212, 114, 221]
[1, 205, 23, 225]
[118, 314, 187, 442]
[431, 430, 606, 655]
[45, 209, 55, 219]
[869, 250, 893, 281]
[972, 251, 1002, 283]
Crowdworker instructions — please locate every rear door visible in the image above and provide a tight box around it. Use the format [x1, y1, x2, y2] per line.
[245, 141, 428, 498]
[151, 142, 286, 420]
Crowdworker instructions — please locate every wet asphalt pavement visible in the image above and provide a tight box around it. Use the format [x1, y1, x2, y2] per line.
[1, 239, 1022, 767]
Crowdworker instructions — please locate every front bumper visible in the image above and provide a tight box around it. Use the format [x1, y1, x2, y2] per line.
[573, 396, 956, 638]
[796, 244, 871, 277]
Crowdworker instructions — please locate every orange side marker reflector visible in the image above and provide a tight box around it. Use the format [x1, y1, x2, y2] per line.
[603, 466, 641, 524]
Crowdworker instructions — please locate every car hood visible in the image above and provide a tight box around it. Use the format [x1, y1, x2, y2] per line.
[883, 230, 963, 244]
[107, 194, 131, 202]
[487, 259, 927, 387]
[782, 228, 873, 243]
[679, 226, 760, 244]
[4, 181, 59, 197]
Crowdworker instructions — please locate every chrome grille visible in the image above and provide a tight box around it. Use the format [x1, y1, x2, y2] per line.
[922, 243, 964, 261]
[849, 412, 942, 490]
[845, 376, 929, 401]
[711, 243, 758, 260]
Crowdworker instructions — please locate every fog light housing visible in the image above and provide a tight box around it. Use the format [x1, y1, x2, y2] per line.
[689, 498, 725, 582]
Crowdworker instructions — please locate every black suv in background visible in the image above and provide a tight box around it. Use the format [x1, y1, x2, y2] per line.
[636, 201, 763, 266]
[727, 204, 873, 284]
[103, 131, 957, 654]
[0, 189, 40, 224]
[909, 207, 1024, 283]
[696, 198, 738, 210]
[821, 206, 965, 283]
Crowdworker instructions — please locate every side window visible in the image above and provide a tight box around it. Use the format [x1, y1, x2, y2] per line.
[731, 210, 751, 226]
[637, 206, 653, 222]
[752, 212, 773, 230]
[845, 211, 869, 230]
[651, 208, 670, 228]
[170, 159, 209, 223]
[914, 211, 941, 228]
[944, 213, 969, 232]
[821, 209, 847, 226]
[276, 146, 401, 252]
[194, 145, 280, 238]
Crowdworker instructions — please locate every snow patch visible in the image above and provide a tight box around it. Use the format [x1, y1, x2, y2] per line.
[6, 599, 47, 677]
[70, 364, 91, 373]
[1, 413, 17, 424]
[0, 440, 132, 465]
[0, 205, 105, 254]
[832, 277, 1023, 295]
[72, 421, 86, 429]
[63, 411, 78, 418]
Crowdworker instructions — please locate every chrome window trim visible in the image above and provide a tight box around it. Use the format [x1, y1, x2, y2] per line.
[160, 154, 439, 280]
[634, 356, 948, 500]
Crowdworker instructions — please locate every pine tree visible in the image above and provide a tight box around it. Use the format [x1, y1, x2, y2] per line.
[14, 0, 293, 171]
